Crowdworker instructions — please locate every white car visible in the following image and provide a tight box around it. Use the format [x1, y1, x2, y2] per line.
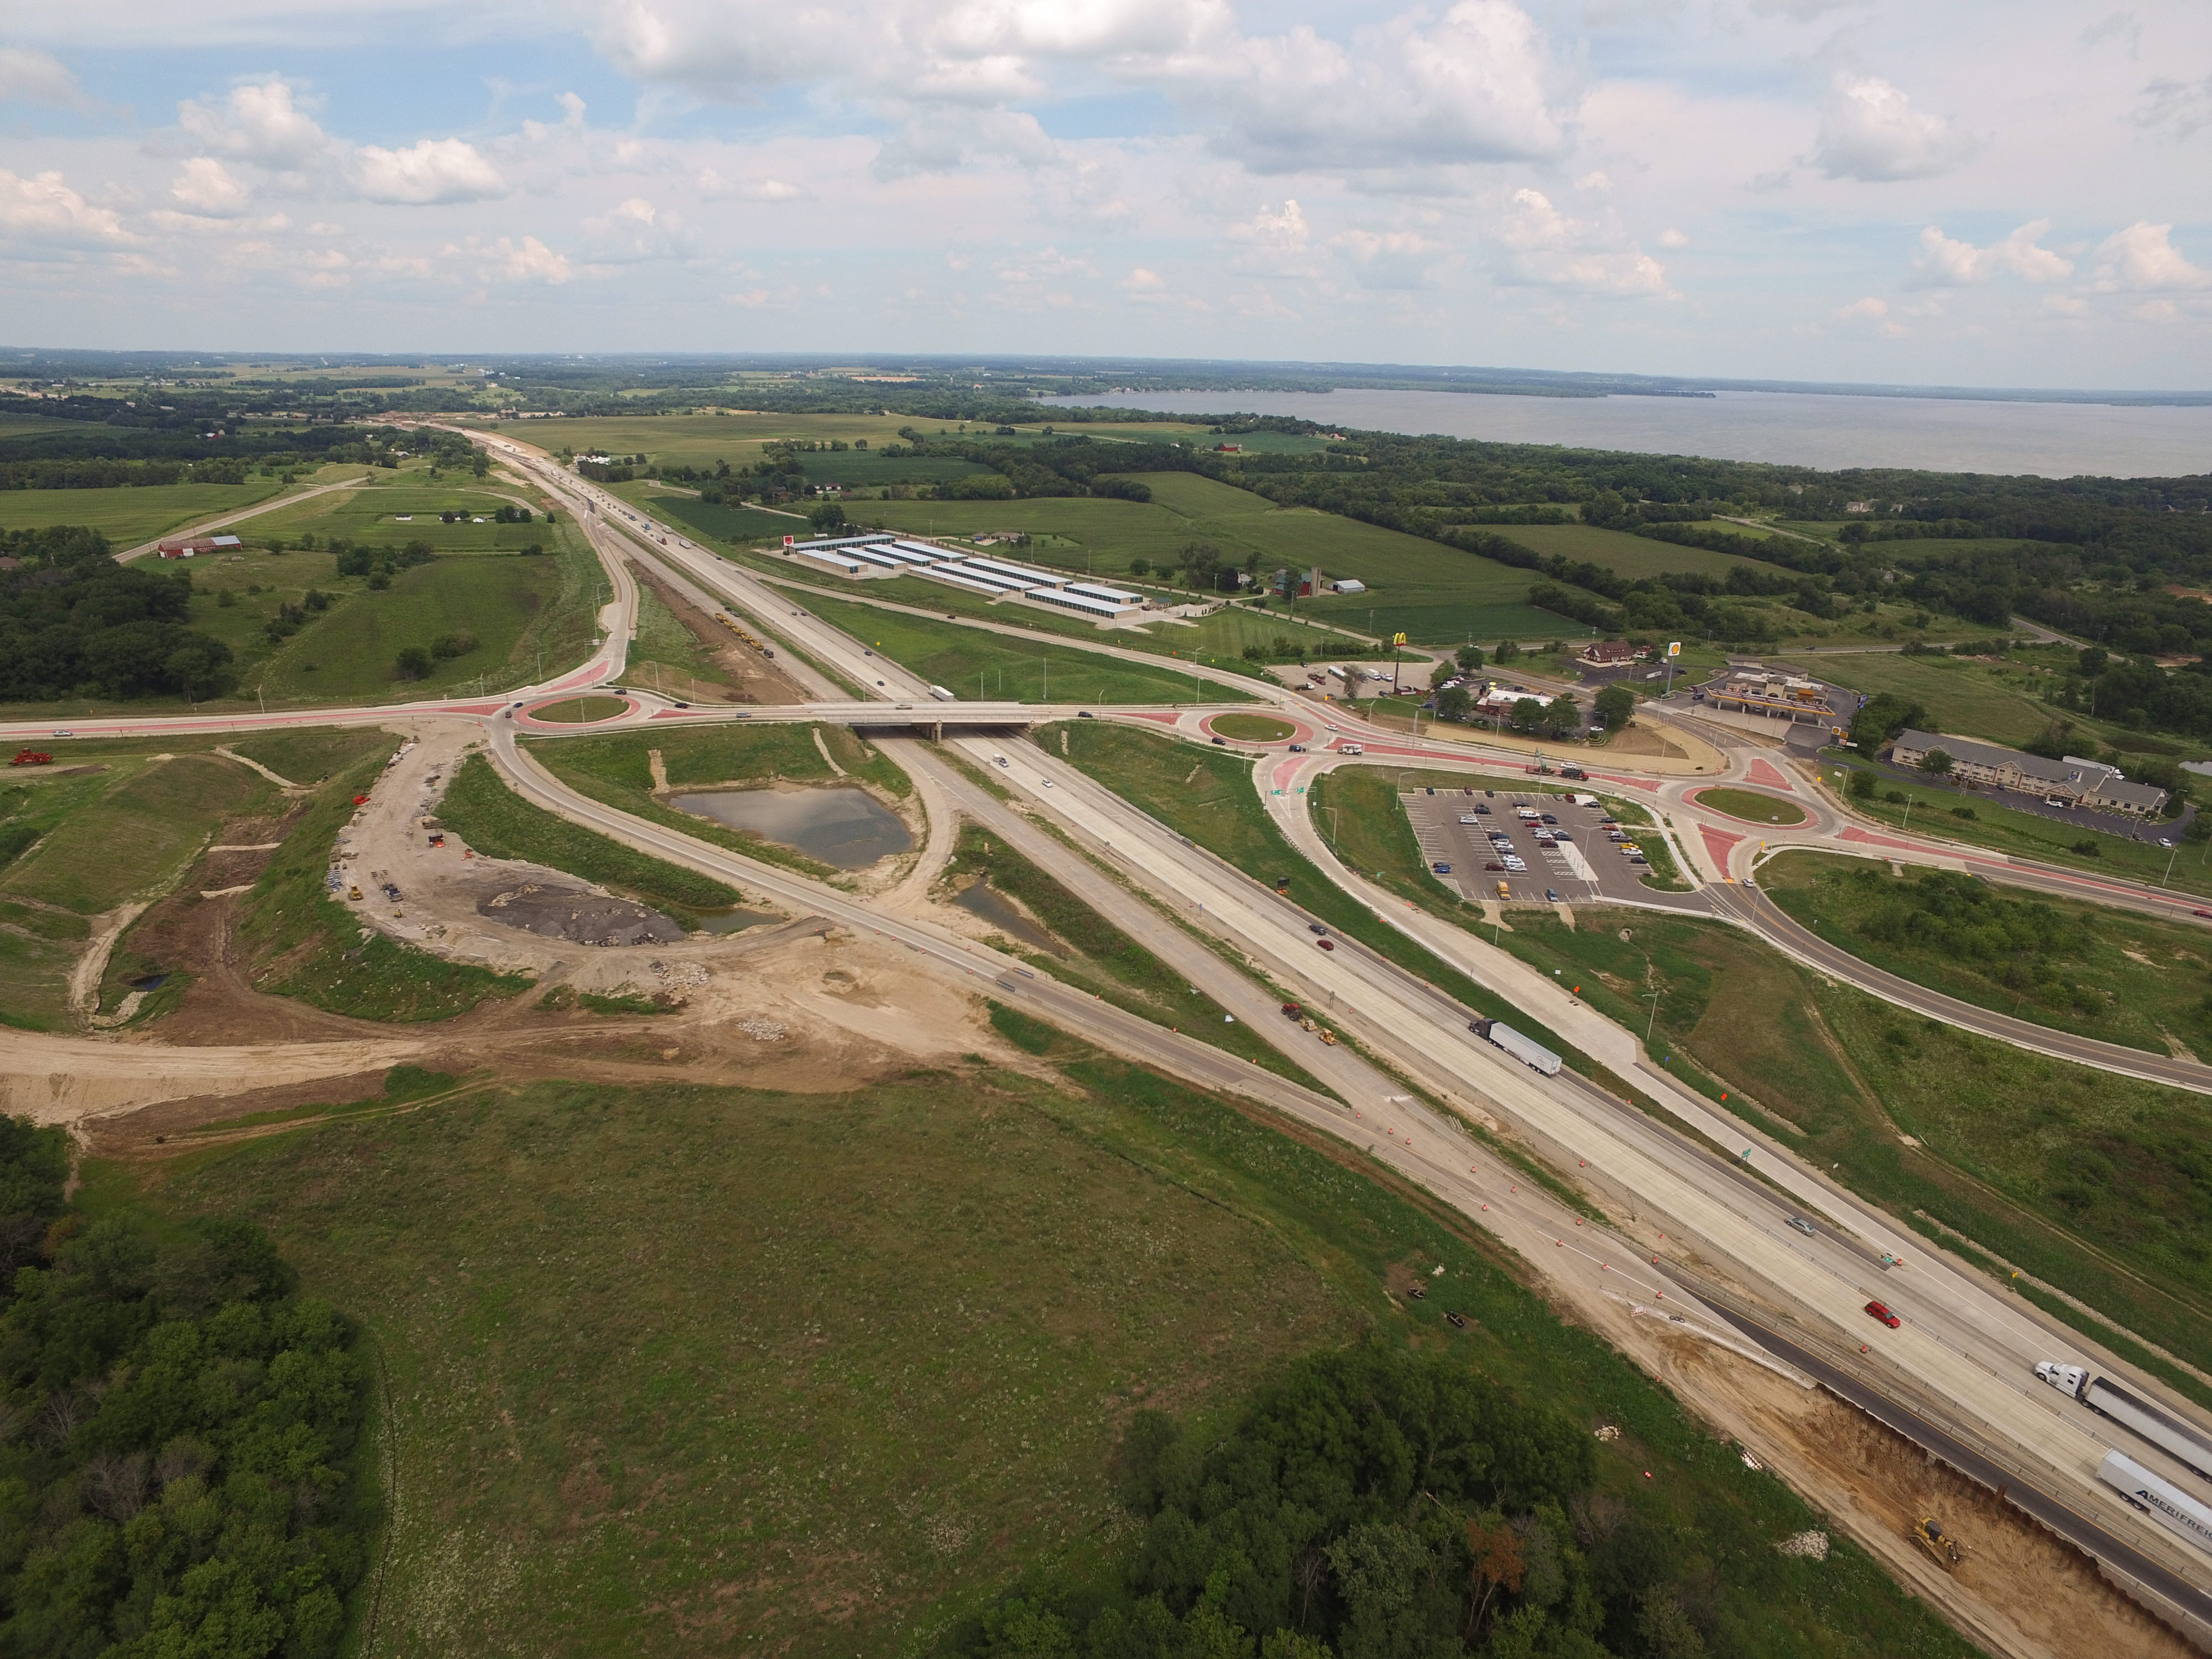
[1459, 814, 1480, 825]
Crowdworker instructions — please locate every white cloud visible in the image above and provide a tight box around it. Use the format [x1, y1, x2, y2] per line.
[2093, 221, 2212, 291]
[697, 170, 809, 202]
[0, 46, 89, 107]
[170, 156, 252, 216]
[873, 107, 1058, 179]
[1196, 2, 1564, 174]
[354, 138, 507, 205]
[580, 196, 696, 263]
[472, 234, 572, 284]
[1657, 227, 1688, 249]
[1906, 220, 2072, 288]
[1333, 227, 1449, 289]
[1835, 295, 1907, 336]
[1812, 75, 1979, 181]
[1494, 188, 1669, 296]
[0, 169, 134, 248]
[1123, 265, 1164, 289]
[179, 80, 331, 171]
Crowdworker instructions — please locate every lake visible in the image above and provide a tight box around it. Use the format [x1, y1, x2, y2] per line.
[1041, 389, 2212, 479]
[670, 786, 914, 868]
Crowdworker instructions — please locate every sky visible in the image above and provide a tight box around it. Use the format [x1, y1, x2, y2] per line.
[1, 1, 2209, 388]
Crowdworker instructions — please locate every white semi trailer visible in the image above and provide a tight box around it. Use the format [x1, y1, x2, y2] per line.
[2098, 1450, 2212, 1556]
[1468, 1018, 1563, 1077]
[2038, 1361, 2212, 1483]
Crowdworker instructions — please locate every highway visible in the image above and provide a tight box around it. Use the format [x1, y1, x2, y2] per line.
[18, 421, 2212, 1637]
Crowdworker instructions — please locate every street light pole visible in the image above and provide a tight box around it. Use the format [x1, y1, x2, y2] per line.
[1644, 990, 1663, 1041]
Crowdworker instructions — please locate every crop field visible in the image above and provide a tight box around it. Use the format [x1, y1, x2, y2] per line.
[246, 477, 565, 552]
[800, 594, 1253, 704]
[489, 410, 929, 461]
[614, 488, 802, 546]
[1488, 521, 1766, 578]
[1474, 902, 2212, 1397]
[128, 1048, 1968, 1658]
[0, 479, 285, 545]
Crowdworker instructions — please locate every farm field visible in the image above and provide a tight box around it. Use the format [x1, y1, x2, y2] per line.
[0, 479, 286, 545]
[609, 484, 802, 546]
[803, 593, 1251, 704]
[488, 410, 929, 461]
[1791, 651, 2068, 749]
[1462, 901, 2212, 1398]
[1489, 521, 1768, 578]
[126, 1052, 1971, 1659]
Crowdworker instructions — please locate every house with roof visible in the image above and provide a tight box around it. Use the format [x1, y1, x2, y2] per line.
[1887, 729, 2168, 815]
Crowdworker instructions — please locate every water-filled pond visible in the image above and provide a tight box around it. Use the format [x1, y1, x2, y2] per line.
[671, 786, 914, 869]
[950, 880, 1064, 956]
[693, 907, 786, 935]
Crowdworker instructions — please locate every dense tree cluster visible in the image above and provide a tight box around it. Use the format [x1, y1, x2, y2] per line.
[0, 527, 234, 701]
[948, 1344, 1746, 1659]
[0, 1117, 369, 1658]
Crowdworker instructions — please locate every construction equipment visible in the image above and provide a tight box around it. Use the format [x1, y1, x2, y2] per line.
[9, 750, 52, 767]
[1913, 1516, 1963, 1570]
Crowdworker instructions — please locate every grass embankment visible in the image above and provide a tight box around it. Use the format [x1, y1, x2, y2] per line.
[1044, 723, 1620, 1091]
[225, 726, 395, 785]
[624, 572, 737, 700]
[1460, 901, 2212, 1401]
[235, 743, 532, 1021]
[804, 593, 1254, 705]
[0, 744, 277, 1030]
[530, 695, 628, 724]
[1824, 752, 2207, 895]
[944, 823, 1324, 1089]
[436, 754, 743, 925]
[126, 1052, 1974, 1659]
[527, 722, 909, 882]
[1763, 851, 2212, 1056]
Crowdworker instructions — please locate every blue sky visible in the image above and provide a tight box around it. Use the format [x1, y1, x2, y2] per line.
[2, 1, 2209, 388]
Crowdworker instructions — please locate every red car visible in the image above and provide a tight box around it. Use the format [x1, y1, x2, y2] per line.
[1864, 1300, 1901, 1329]
[1316, 938, 1335, 951]
[2194, 910, 2212, 921]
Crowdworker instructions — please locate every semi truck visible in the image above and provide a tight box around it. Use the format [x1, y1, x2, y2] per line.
[1468, 1017, 1563, 1077]
[928, 685, 957, 702]
[2037, 1361, 2212, 1481]
[2098, 1450, 2212, 1556]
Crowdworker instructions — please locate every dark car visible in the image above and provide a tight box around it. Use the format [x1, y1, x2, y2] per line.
[1308, 922, 1328, 934]
[1078, 710, 1094, 718]
[1540, 813, 1558, 824]
[1212, 735, 1227, 745]
[1288, 743, 1305, 752]
[1432, 862, 1452, 874]
[1865, 1300, 1901, 1329]
[1485, 862, 1504, 871]
[1545, 888, 1559, 902]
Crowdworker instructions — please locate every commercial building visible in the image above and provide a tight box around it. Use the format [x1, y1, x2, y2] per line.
[1887, 729, 2169, 815]
[155, 534, 243, 559]
[1577, 640, 1639, 667]
[781, 534, 1144, 618]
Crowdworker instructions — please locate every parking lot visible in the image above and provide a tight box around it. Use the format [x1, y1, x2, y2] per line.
[1400, 784, 1690, 910]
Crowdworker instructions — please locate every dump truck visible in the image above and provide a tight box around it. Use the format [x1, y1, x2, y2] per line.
[1468, 1017, 1563, 1077]
[2038, 1361, 2212, 1481]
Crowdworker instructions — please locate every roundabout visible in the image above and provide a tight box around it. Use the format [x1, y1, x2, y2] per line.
[1692, 785, 1811, 828]
[518, 693, 635, 728]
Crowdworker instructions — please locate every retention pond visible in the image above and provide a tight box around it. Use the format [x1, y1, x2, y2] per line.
[670, 785, 914, 869]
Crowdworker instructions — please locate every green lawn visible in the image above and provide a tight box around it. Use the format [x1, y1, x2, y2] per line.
[1796, 651, 2079, 750]
[436, 753, 744, 924]
[0, 479, 285, 545]
[1762, 850, 2212, 1056]
[1695, 786, 1809, 826]
[1209, 713, 1295, 740]
[618, 489, 801, 548]
[126, 1053, 1975, 1659]
[801, 594, 1253, 704]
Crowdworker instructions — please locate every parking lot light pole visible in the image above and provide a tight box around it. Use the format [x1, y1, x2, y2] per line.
[2165, 840, 2181, 886]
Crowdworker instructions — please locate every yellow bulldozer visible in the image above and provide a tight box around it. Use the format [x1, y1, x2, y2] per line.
[1914, 1516, 1963, 1570]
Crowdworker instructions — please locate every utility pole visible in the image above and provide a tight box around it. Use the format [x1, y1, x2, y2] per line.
[1644, 990, 1663, 1041]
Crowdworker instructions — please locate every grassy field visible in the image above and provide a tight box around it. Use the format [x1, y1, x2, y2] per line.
[528, 722, 910, 881]
[237, 743, 533, 1022]
[613, 488, 800, 548]
[801, 594, 1254, 705]
[618, 576, 735, 701]
[1796, 651, 2077, 750]
[1209, 713, 1295, 740]
[943, 823, 1321, 1086]
[1822, 756, 2212, 896]
[0, 749, 273, 916]
[125, 1053, 1976, 1658]
[1763, 850, 2212, 1056]
[245, 476, 565, 552]
[436, 754, 744, 924]
[1695, 786, 1809, 826]
[0, 479, 287, 545]
[1465, 901, 2212, 1399]
[533, 695, 629, 723]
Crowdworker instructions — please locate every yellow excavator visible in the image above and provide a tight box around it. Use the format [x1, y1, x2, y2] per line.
[1914, 1516, 1963, 1570]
